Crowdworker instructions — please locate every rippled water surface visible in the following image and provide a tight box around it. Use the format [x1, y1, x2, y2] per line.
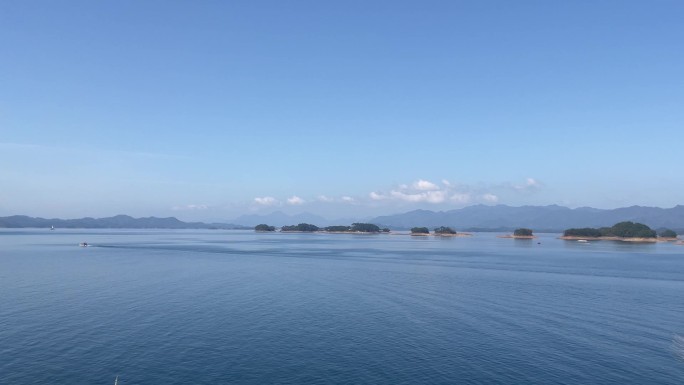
[1, 229, 683, 384]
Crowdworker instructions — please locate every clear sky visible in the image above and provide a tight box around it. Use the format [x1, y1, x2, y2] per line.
[1, 1, 683, 221]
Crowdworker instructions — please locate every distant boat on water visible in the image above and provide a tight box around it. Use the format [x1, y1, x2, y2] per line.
[50, 225, 54, 230]
[79, 242, 89, 247]
[114, 376, 119, 385]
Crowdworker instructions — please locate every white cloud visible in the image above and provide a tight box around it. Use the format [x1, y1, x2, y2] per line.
[391, 190, 447, 203]
[287, 196, 305, 205]
[254, 196, 278, 206]
[368, 178, 478, 205]
[412, 179, 440, 191]
[425, 191, 447, 203]
[252, 176, 531, 211]
[513, 177, 542, 191]
[450, 193, 471, 203]
[369, 192, 387, 200]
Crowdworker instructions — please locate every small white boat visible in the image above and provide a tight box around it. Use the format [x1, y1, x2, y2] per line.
[50, 225, 55, 231]
[577, 239, 589, 243]
[79, 242, 89, 247]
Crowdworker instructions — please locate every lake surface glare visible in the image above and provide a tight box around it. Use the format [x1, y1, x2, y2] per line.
[1, 229, 683, 384]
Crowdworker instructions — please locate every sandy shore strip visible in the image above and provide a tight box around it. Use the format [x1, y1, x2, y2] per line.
[559, 236, 661, 243]
[433, 233, 473, 237]
[408, 233, 472, 237]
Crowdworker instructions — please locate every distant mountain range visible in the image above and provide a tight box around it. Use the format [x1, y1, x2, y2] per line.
[3, 205, 684, 232]
[230, 211, 329, 227]
[0, 215, 249, 230]
[370, 205, 684, 232]
[228, 211, 368, 227]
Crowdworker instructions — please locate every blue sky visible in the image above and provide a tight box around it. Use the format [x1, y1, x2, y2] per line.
[1, 1, 683, 220]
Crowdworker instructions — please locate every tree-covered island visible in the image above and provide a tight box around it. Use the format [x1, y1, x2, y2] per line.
[433, 226, 457, 235]
[254, 224, 276, 232]
[349, 223, 382, 233]
[658, 229, 678, 240]
[497, 228, 535, 239]
[271, 222, 387, 234]
[514, 228, 534, 237]
[433, 226, 473, 237]
[410, 227, 430, 235]
[322, 223, 387, 233]
[281, 223, 320, 232]
[409, 226, 471, 237]
[325, 225, 352, 232]
[561, 221, 661, 242]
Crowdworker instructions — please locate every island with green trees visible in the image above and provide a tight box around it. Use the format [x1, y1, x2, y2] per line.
[498, 228, 536, 239]
[410, 227, 430, 236]
[560, 221, 664, 242]
[323, 223, 389, 234]
[253, 222, 390, 234]
[434, 226, 457, 235]
[281, 223, 320, 232]
[254, 224, 276, 232]
[658, 229, 679, 241]
[409, 226, 471, 237]
[433, 226, 471, 237]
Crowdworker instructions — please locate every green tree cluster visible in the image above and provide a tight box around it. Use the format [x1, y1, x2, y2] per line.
[563, 227, 603, 237]
[254, 224, 275, 232]
[658, 229, 677, 238]
[281, 223, 320, 232]
[322, 224, 388, 233]
[564, 222, 656, 238]
[513, 228, 533, 236]
[324, 225, 352, 232]
[434, 226, 457, 235]
[603, 221, 656, 238]
[411, 227, 430, 234]
[351, 223, 381, 233]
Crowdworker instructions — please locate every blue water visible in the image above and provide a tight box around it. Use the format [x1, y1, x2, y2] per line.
[1, 229, 683, 384]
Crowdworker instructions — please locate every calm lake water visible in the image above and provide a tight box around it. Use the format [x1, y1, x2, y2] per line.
[1, 229, 683, 384]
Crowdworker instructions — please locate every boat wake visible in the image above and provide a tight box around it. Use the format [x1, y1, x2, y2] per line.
[674, 334, 684, 362]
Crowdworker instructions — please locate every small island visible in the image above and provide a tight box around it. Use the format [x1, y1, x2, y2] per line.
[348, 223, 385, 233]
[410, 227, 430, 236]
[323, 223, 387, 233]
[560, 221, 661, 242]
[433, 226, 471, 237]
[658, 229, 679, 241]
[434, 226, 457, 235]
[253, 222, 389, 234]
[498, 228, 536, 239]
[281, 223, 320, 232]
[409, 226, 471, 237]
[254, 224, 276, 232]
